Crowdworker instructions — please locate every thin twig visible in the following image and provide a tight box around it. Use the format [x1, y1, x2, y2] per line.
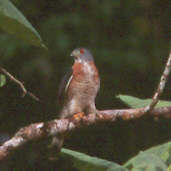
[0, 66, 39, 101]
[27, 92, 39, 101]
[0, 107, 171, 161]
[145, 50, 171, 112]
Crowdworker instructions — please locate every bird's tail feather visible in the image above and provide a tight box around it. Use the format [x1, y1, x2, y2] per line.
[48, 136, 64, 160]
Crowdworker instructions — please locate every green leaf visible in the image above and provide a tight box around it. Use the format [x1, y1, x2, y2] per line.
[61, 148, 128, 171]
[0, 0, 47, 49]
[117, 94, 171, 108]
[0, 74, 6, 87]
[124, 152, 167, 171]
[168, 164, 171, 171]
[144, 142, 171, 166]
[124, 142, 171, 170]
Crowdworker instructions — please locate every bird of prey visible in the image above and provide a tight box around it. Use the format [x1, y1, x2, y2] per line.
[50, 48, 100, 157]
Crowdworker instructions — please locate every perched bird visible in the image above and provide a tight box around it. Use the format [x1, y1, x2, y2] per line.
[50, 48, 100, 157]
[58, 47, 100, 118]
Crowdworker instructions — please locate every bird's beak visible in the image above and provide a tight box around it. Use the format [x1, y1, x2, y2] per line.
[70, 51, 77, 58]
[70, 50, 80, 58]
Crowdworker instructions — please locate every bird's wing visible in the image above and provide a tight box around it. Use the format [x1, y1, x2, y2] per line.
[57, 68, 73, 104]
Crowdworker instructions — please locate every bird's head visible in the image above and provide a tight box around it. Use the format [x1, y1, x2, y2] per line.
[70, 48, 94, 62]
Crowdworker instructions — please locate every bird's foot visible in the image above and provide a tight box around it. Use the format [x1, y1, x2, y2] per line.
[72, 112, 85, 122]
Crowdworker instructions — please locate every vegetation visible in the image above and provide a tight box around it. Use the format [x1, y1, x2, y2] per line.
[0, 0, 170, 170]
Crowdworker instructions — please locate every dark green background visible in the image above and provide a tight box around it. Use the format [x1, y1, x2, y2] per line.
[0, 0, 171, 169]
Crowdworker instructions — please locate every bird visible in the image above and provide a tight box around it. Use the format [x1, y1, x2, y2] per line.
[58, 47, 100, 118]
[49, 48, 100, 158]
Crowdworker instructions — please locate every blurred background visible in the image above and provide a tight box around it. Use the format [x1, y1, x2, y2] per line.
[0, 0, 171, 169]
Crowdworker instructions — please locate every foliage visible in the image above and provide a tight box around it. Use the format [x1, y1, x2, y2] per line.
[124, 141, 171, 171]
[0, 0, 171, 170]
[0, 74, 6, 87]
[0, 0, 46, 48]
[59, 142, 171, 170]
[61, 148, 127, 171]
[117, 95, 171, 108]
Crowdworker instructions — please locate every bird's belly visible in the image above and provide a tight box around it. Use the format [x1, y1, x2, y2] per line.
[73, 81, 98, 99]
[64, 61, 100, 115]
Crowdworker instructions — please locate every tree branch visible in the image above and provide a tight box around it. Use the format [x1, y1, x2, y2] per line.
[0, 66, 39, 101]
[0, 107, 171, 161]
[145, 50, 171, 112]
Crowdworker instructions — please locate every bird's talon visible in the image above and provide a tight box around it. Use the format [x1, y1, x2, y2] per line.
[72, 112, 84, 121]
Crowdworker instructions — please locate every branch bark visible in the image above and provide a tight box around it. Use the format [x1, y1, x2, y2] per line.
[0, 106, 171, 162]
[145, 50, 171, 112]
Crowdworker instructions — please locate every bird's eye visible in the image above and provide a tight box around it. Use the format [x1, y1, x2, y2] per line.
[80, 48, 84, 54]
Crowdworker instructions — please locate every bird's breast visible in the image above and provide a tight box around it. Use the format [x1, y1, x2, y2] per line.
[72, 61, 99, 84]
[66, 61, 100, 105]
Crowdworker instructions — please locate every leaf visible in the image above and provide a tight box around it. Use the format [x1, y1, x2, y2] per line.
[0, 0, 47, 49]
[144, 142, 171, 166]
[124, 142, 171, 170]
[0, 74, 6, 87]
[168, 164, 171, 171]
[117, 94, 171, 108]
[124, 152, 167, 171]
[61, 148, 128, 171]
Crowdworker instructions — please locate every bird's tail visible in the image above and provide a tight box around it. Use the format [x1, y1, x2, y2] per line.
[48, 135, 64, 160]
